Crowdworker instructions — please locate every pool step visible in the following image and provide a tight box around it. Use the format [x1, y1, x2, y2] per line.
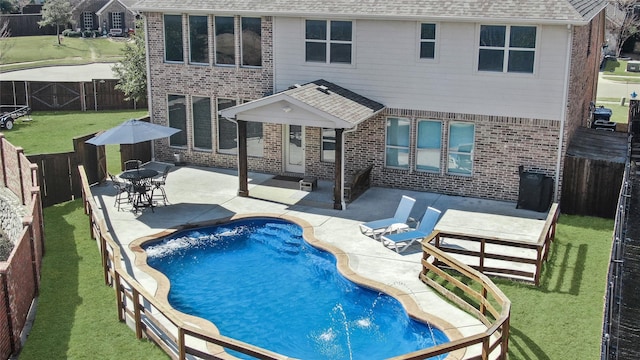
[253, 225, 303, 255]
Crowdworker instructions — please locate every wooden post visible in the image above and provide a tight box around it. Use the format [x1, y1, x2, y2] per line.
[333, 128, 344, 210]
[133, 288, 143, 339]
[114, 272, 124, 322]
[237, 120, 249, 197]
[178, 328, 186, 359]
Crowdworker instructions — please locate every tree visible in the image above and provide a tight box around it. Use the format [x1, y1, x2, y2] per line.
[112, 20, 147, 103]
[15, 0, 31, 14]
[37, 0, 74, 45]
[0, 17, 11, 63]
[609, 0, 640, 56]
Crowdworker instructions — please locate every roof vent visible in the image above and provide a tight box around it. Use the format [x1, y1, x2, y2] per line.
[316, 85, 330, 94]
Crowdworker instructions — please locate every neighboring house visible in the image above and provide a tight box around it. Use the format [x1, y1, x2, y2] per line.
[71, 0, 137, 34]
[132, 0, 607, 210]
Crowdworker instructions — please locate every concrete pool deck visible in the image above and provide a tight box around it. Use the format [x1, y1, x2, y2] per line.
[89, 162, 549, 359]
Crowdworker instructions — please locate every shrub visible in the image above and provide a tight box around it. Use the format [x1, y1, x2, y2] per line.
[62, 29, 82, 38]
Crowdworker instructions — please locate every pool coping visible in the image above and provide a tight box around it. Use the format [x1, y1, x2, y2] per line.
[130, 213, 466, 360]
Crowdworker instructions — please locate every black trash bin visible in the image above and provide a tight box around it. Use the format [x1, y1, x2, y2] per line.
[592, 106, 612, 128]
[517, 166, 554, 212]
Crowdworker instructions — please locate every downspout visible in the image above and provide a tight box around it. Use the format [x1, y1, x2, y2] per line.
[143, 15, 155, 161]
[341, 125, 359, 210]
[554, 24, 573, 202]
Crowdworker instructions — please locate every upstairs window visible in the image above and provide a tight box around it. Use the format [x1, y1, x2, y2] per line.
[305, 20, 352, 64]
[164, 15, 184, 62]
[189, 15, 209, 64]
[419, 23, 436, 59]
[215, 16, 235, 65]
[478, 25, 536, 73]
[241, 17, 262, 67]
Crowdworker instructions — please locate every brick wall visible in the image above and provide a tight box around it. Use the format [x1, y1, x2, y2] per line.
[143, 11, 605, 203]
[0, 136, 44, 359]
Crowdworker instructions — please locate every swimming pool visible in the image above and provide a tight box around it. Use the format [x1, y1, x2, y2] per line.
[140, 217, 450, 359]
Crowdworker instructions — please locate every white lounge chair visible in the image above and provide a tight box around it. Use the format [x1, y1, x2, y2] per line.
[381, 207, 441, 253]
[359, 195, 416, 239]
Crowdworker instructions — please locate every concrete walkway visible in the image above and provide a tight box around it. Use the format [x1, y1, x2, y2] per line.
[90, 162, 548, 358]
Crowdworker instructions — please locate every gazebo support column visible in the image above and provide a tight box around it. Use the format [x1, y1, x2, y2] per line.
[333, 128, 344, 210]
[237, 120, 249, 197]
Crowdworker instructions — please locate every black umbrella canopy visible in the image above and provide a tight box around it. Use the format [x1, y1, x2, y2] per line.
[86, 119, 181, 145]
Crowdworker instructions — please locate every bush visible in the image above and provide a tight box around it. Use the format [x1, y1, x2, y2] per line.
[62, 29, 82, 38]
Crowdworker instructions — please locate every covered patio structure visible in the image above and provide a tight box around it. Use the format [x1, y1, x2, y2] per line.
[219, 79, 385, 210]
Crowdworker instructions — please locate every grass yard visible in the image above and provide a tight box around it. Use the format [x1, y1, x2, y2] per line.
[18, 200, 167, 360]
[0, 36, 125, 71]
[601, 58, 640, 83]
[1, 110, 148, 174]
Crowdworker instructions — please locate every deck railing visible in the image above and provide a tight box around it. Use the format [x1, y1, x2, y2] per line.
[428, 203, 560, 286]
[79, 164, 511, 360]
[413, 243, 511, 360]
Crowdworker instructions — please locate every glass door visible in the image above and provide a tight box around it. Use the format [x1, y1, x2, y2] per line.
[285, 125, 304, 173]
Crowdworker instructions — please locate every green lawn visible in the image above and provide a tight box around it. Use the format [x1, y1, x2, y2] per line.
[0, 36, 125, 71]
[18, 200, 167, 360]
[1, 110, 148, 174]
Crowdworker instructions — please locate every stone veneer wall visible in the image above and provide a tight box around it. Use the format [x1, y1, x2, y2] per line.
[0, 188, 27, 260]
[143, 10, 605, 203]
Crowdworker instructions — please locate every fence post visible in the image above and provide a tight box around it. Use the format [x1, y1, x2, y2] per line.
[0, 273, 15, 355]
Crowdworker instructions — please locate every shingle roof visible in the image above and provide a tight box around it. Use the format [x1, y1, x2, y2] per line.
[285, 80, 384, 126]
[131, 0, 607, 24]
[219, 80, 384, 128]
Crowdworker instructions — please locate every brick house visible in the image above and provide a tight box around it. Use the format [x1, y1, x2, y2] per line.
[72, 0, 137, 35]
[132, 0, 607, 210]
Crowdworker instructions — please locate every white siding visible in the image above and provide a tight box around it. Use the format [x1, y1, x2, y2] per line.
[274, 17, 570, 120]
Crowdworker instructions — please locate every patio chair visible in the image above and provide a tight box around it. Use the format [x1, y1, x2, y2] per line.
[151, 165, 171, 205]
[359, 195, 416, 239]
[109, 173, 132, 211]
[381, 206, 441, 253]
[124, 159, 142, 171]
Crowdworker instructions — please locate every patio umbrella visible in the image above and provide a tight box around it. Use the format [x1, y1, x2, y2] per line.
[86, 119, 181, 145]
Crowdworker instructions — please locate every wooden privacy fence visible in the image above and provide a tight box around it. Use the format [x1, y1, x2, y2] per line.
[78, 164, 511, 360]
[0, 136, 45, 359]
[0, 80, 146, 112]
[427, 203, 560, 286]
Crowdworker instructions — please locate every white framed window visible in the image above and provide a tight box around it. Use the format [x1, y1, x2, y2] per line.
[305, 20, 352, 64]
[215, 16, 235, 65]
[419, 23, 436, 60]
[164, 14, 184, 63]
[385, 117, 410, 169]
[217, 98, 237, 153]
[189, 15, 209, 64]
[447, 122, 475, 176]
[478, 25, 536, 73]
[111, 12, 122, 30]
[168, 94, 187, 147]
[83, 12, 93, 30]
[321, 128, 335, 162]
[241, 17, 262, 67]
[416, 120, 442, 172]
[192, 96, 212, 150]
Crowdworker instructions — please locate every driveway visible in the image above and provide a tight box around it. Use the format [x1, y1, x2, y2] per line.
[0, 63, 117, 82]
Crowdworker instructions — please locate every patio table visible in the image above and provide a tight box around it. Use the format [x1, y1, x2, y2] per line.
[120, 168, 159, 211]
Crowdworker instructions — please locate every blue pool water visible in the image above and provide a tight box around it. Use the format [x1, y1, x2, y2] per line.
[143, 218, 449, 359]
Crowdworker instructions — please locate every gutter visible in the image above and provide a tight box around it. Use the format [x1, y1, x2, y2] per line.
[554, 24, 573, 202]
[143, 16, 155, 161]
